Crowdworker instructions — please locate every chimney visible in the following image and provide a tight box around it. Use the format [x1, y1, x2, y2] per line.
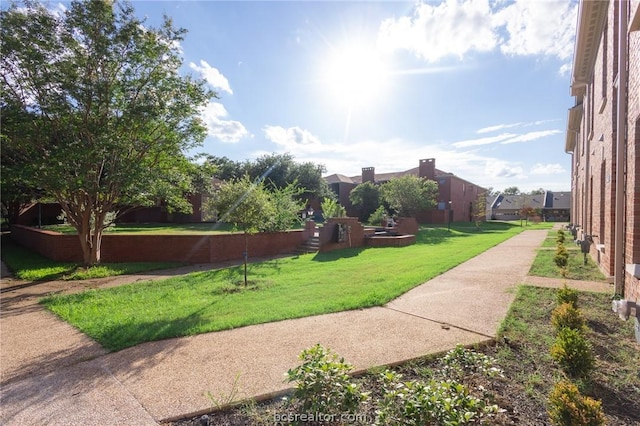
[419, 159, 435, 180]
[362, 167, 375, 183]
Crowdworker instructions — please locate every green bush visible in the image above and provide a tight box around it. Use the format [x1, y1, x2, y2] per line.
[286, 344, 368, 415]
[441, 344, 504, 380]
[320, 198, 347, 219]
[556, 229, 566, 244]
[368, 205, 388, 226]
[551, 303, 586, 332]
[376, 370, 499, 425]
[557, 284, 579, 308]
[554, 244, 569, 275]
[550, 328, 595, 378]
[548, 380, 605, 426]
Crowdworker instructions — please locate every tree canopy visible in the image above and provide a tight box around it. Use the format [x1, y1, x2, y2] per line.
[349, 181, 380, 222]
[202, 153, 332, 202]
[0, 0, 212, 265]
[380, 175, 438, 217]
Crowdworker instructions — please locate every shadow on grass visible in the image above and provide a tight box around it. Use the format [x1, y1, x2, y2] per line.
[311, 247, 366, 262]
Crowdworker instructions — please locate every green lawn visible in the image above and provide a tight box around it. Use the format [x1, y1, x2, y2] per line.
[41, 222, 236, 234]
[1, 238, 184, 281]
[528, 240, 608, 282]
[41, 222, 529, 351]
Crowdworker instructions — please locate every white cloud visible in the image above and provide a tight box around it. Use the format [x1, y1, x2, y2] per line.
[263, 126, 321, 150]
[378, 0, 498, 62]
[485, 160, 526, 179]
[201, 102, 250, 143]
[500, 130, 562, 144]
[377, 0, 578, 65]
[531, 163, 565, 175]
[453, 133, 517, 148]
[494, 1, 577, 61]
[189, 60, 233, 94]
[454, 129, 561, 147]
[476, 123, 522, 134]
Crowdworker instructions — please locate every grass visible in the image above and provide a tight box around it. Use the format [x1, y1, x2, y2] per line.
[40, 222, 236, 234]
[529, 242, 608, 282]
[173, 285, 640, 425]
[41, 221, 527, 351]
[1, 238, 184, 281]
[493, 286, 640, 424]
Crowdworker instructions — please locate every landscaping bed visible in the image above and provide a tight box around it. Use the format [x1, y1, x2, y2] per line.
[167, 286, 640, 426]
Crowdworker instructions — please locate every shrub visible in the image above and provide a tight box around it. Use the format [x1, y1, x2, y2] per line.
[557, 284, 579, 308]
[441, 344, 504, 380]
[376, 370, 499, 425]
[368, 205, 388, 226]
[320, 198, 346, 219]
[556, 229, 566, 244]
[286, 344, 368, 415]
[548, 380, 605, 426]
[551, 303, 586, 332]
[550, 328, 595, 378]
[554, 244, 569, 276]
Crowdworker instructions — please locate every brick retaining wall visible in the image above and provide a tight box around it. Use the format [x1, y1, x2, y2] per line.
[10, 224, 314, 264]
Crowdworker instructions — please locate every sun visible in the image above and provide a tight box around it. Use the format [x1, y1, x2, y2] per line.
[323, 44, 389, 106]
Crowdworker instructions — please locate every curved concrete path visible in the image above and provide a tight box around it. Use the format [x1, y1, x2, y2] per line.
[1, 229, 606, 425]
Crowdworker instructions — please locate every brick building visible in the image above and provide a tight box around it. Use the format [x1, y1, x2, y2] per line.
[324, 158, 486, 224]
[565, 0, 640, 301]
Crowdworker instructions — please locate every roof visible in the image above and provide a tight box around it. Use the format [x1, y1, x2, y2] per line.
[324, 167, 450, 185]
[491, 191, 571, 211]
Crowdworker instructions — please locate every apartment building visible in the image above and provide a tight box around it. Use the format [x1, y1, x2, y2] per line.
[565, 0, 640, 301]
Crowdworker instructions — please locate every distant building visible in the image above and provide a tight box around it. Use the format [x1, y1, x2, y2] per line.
[324, 158, 487, 224]
[489, 192, 571, 222]
[564, 0, 640, 300]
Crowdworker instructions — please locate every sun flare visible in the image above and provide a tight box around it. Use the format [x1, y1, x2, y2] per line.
[323, 44, 389, 106]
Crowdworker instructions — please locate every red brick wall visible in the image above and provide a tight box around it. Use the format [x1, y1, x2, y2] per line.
[569, 0, 640, 301]
[318, 217, 365, 252]
[10, 225, 308, 264]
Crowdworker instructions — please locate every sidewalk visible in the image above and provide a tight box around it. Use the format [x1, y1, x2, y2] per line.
[1, 229, 591, 425]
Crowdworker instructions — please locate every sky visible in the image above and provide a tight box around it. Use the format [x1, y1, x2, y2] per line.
[64, 0, 580, 192]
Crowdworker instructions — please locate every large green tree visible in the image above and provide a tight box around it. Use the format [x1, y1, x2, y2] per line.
[349, 181, 380, 222]
[0, 1, 212, 266]
[380, 175, 438, 217]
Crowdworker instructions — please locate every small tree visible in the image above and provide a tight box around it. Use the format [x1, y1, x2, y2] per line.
[207, 176, 275, 286]
[321, 198, 346, 218]
[520, 206, 537, 226]
[472, 191, 488, 229]
[380, 175, 438, 217]
[349, 181, 380, 222]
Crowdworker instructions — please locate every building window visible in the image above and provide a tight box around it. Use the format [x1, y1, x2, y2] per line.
[438, 202, 446, 210]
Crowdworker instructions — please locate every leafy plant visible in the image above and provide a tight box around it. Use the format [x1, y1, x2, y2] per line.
[320, 197, 347, 218]
[556, 229, 566, 244]
[286, 344, 369, 416]
[554, 244, 569, 276]
[551, 303, 586, 332]
[557, 284, 579, 308]
[441, 344, 504, 380]
[376, 370, 499, 425]
[368, 205, 389, 226]
[548, 380, 605, 426]
[550, 328, 595, 378]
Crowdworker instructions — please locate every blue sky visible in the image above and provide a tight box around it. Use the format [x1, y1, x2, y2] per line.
[76, 1, 579, 192]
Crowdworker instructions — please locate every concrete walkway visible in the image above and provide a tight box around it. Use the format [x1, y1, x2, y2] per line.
[0, 230, 608, 425]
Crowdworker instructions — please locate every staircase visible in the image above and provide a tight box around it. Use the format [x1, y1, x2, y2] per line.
[295, 233, 320, 254]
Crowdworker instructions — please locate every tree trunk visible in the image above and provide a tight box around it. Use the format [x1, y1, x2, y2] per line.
[243, 231, 248, 286]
